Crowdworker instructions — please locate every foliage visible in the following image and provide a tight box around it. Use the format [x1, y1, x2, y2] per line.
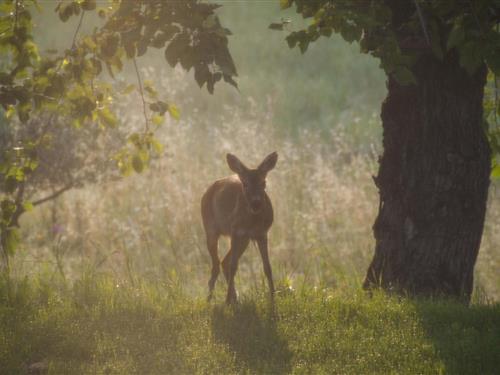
[0, 274, 499, 374]
[1, 109, 126, 198]
[277, 1, 499, 82]
[0, 0, 238, 263]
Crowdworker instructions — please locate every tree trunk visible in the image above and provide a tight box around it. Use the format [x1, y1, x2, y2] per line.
[363, 52, 490, 303]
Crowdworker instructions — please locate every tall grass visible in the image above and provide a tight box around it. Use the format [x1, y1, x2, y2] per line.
[15, 88, 376, 291]
[11, 64, 500, 302]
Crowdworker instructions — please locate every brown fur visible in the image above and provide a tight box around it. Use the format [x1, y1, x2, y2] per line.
[201, 152, 277, 304]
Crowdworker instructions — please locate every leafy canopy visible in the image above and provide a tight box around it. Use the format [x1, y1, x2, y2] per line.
[277, 0, 499, 83]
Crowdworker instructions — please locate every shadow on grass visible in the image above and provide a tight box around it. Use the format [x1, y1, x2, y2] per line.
[415, 300, 500, 375]
[211, 300, 292, 374]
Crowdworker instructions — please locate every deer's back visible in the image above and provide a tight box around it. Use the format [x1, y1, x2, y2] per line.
[201, 175, 273, 238]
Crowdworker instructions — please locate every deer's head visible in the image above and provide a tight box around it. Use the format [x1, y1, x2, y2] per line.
[226, 152, 278, 214]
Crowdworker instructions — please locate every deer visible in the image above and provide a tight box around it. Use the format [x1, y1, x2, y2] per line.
[201, 152, 278, 304]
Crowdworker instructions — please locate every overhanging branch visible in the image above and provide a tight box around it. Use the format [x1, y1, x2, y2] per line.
[32, 184, 73, 207]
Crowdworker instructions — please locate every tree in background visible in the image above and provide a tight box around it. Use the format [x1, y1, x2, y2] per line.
[276, 0, 500, 302]
[0, 0, 237, 270]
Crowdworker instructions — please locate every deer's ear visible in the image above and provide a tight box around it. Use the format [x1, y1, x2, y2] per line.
[258, 152, 278, 173]
[227, 153, 247, 174]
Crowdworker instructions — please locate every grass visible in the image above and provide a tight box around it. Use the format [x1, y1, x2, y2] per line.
[4, 57, 500, 374]
[1, 274, 499, 374]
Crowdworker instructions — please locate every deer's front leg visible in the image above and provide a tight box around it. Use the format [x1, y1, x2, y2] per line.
[256, 235, 275, 299]
[225, 235, 249, 304]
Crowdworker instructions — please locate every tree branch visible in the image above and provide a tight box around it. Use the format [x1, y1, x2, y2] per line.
[133, 57, 150, 132]
[413, 0, 430, 46]
[71, 11, 85, 50]
[32, 184, 73, 207]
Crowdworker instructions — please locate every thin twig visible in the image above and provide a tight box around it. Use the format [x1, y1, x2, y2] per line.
[413, 0, 430, 46]
[14, 0, 19, 31]
[133, 57, 150, 132]
[0, 27, 11, 36]
[71, 11, 85, 50]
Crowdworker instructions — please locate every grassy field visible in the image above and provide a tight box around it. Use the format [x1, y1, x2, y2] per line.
[12, 104, 500, 301]
[1, 275, 499, 375]
[4, 110, 499, 374]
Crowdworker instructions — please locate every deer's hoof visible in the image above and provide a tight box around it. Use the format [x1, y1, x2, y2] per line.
[225, 297, 237, 305]
[225, 291, 238, 305]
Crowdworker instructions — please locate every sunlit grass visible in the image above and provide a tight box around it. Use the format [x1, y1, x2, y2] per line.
[1, 275, 499, 374]
[13, 101, 500, 301]
[4, 68, 500, 374]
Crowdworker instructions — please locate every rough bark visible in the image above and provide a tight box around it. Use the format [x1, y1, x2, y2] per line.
[363, 52, 490, 303]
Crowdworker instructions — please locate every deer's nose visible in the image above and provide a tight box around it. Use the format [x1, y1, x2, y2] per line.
[249, 197, 262, 211]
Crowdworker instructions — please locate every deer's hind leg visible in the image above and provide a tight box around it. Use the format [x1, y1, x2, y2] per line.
[206, 231, 220, 301]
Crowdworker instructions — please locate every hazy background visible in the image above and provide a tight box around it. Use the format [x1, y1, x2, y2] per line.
[10, 1, 499, 301]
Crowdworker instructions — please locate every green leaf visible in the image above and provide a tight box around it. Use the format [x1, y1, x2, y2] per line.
[128, 133, 141, 147]
[164, 33, 189, 68]
[150, 138, 164, 154]
[194, 64, 209, 88]
[299, 39, 309, 54]
[319, 27, 332, 38]
[100, 33, 120, 59]
[149, 101, 168, 115]
[124, 41, 136, 59]
[80, 0, 96, 11]
[132, 154, 144, 173]
[58, 3, 74, 22]
[458, 42, 482, 75]
[97, 107, 117, 128]
[492, 163, 500, 179]
[280, 0, 292, 9]
[392, 66, 417, 86]
[144, 83, 158, 99]
[485, 34, 500, 75]
[340, 25, 362, 44]
[23, 201, 33, 212]
[122, 84, 135, 95]
[168, 104, 180, 120]
[152, 115, 164, 126]
[286, 33, 298, 49]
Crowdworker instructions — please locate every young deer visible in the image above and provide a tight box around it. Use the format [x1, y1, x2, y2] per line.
[201, 152, 278, 304]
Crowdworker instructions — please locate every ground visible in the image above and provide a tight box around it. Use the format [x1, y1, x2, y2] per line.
[1, 275, 499, 374]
